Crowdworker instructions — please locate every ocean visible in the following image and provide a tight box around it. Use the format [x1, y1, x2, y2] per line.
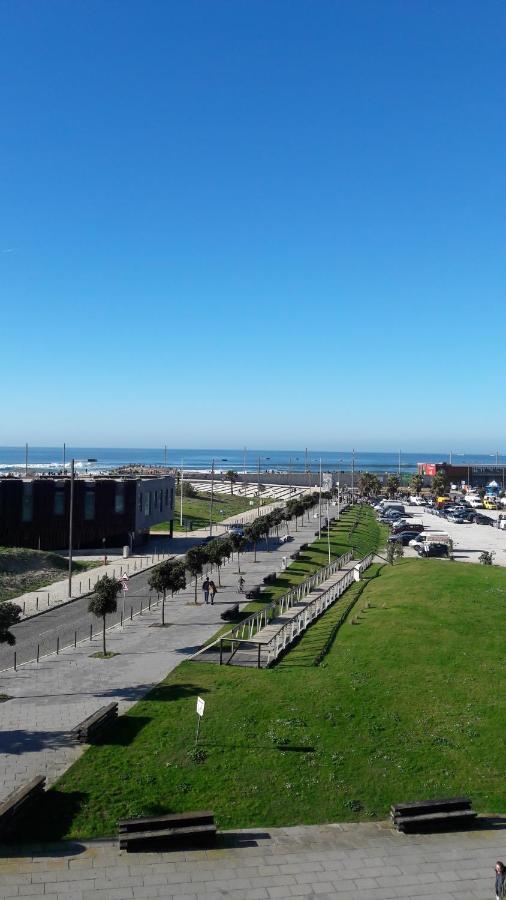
[0, 447, 504, 477]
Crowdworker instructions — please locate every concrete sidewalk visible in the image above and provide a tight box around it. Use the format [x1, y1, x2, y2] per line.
[0, 818, 502, 899]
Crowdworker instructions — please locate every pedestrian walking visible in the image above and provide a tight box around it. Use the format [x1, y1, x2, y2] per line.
[496, 862, 506, 900]
[238, 575, 245, 593]
[209, 580, 217, 605]
[202, 576, 210, 605]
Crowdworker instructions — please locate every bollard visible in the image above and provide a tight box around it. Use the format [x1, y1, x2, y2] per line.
[113, 568, 116, 578]
[140, 600, 143, 615]
[120, 611, 123, 628]
[88, 578, 91, 589]
[23, 601, 25, 615]
[130, 605, 133, 621]
[36, 596, 39, 610]
[56, 636, 60, 655]
[48, 596, 50, 606]
[74, 631, 77, 648]
[37, 644, 40, 663]
[79, 580, 81, 592]
[148, 595, 151, 610]
[90, 623, 93, 641]
[14, 651, 16, 671]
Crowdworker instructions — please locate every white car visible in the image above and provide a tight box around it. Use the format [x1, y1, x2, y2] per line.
[409, 496, 425, 506]
[466, 496, 483, 508]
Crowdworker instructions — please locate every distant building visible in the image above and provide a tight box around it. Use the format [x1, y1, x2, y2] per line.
[417, 462, 506, 490]
[0, 475, 175, 550]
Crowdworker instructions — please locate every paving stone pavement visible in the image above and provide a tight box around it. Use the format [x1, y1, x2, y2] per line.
[0, 510, 332, 801]
[0, 820, 505, 899]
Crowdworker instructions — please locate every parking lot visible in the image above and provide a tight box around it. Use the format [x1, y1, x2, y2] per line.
[398, 502, 506, 566]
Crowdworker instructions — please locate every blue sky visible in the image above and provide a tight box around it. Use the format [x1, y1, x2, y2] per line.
[1, 0, 505, 451]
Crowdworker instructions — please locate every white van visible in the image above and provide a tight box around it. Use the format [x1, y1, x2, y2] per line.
[378, 501, 405, 515]
[409, 495, 425, 506]
[466, 496, 483, 509]
[409, 531, 452, 550]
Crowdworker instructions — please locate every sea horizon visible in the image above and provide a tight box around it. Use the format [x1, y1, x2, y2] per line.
[0, 446, 505, 477]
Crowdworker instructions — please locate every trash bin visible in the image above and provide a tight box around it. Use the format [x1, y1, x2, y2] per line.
[123, 545, 130, 559]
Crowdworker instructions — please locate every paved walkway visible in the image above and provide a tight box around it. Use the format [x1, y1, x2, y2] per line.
[0, 819, 504, 898]
[0, 512, 326, 802]
[12, 500, 289, 621]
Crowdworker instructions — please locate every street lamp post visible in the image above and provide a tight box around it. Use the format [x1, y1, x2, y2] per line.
[318, 458, 322, 540]
[209, 459, 215, 536]
[180, 459, 184, 528]
[68, 459, 75, 597]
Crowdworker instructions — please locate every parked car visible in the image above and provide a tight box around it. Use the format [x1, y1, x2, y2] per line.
[388, 530, 424, 545]
[446, 512, 470, 523]
[466, 496, 483, 509]
[391, 520, 423, 534]
[483, 498, 498, 510]
[416, 542, 449, 558]
[471, 513, 494, 525]
[409, 495, 425, 506]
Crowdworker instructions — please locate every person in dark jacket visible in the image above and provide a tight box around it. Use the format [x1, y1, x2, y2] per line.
[495, 861, 506, 899]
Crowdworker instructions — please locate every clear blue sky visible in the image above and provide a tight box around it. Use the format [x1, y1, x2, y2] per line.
[1, 0, 505, 451]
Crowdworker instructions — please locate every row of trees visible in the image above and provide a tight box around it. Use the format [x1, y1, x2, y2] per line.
[1, 492, 325, 661]
[358, 471, 427, 499]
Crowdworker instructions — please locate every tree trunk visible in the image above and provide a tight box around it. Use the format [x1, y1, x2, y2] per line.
[102, 615, 106, 656]
[162, 590, 166, 625]
[194, 576, 198, 603]
[254, 541, 257, 562]
[237, 553, 241, 573]
[265, 532, 269, 552]
[217, 565, 221, 587]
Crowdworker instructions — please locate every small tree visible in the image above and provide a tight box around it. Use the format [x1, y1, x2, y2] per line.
[479, 550, 494, 565]
[432, 471, 448, 497]
[186, 545, 207, 603]
[149, 559, 186, 625]
[88, 575, 122, 656]
[245, 520, 262, 562]
[386, 543, 396, 565]
[386, 474, 401, 498]
[206, 539, 227, 586]
[410, 473, 424, 495]
[230, 532, 247, 572]
[393, 541, 404, 561]
[359, 472, 381, 497]
[0, 602, 22, 647]
[225, 470, 238, 495]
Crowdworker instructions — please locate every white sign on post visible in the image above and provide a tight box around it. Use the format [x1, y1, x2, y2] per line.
[196, 696, 205, 717]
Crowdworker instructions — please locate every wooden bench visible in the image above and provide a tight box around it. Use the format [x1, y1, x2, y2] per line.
[0, 776, 46, 838]
[70, 702, 118, 743]
[391, 797, 476, 833]
[119, 810, 216, 852]
[245, 585, 261, 599]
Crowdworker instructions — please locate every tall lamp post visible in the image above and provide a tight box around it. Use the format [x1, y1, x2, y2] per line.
[180, 459, 184, 528]
[209, 459, 215, 536]
[318, 458, 322, 539]
[68, 459, 75, 597]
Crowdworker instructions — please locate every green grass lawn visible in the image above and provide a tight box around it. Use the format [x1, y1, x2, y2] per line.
[24, 538, 506, 841]
[152, 491, 271, 532]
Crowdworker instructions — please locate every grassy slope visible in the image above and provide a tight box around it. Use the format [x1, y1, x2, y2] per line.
[27, 515, 506, 840]
[152, 491, 270, 532]
[0, 548, 95, 603]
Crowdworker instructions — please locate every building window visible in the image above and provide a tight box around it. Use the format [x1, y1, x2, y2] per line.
[144, 492, 151, 516]
[138, 492, 142, 513]
[54, 490, 65, 515]
[84, 489, 95, 521]
[159, 490, 163, 512]
[170, 488, 174, 509]
[22, 482, 33, 522]
[115, 483, 125, 514]
[154, 490, 158, 509]
[165, 488, 169, 505]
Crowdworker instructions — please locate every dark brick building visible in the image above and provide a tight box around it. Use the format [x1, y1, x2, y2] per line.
[0, 475, 175, 550]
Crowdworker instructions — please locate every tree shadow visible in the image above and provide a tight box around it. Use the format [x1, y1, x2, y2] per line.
[90, 715, 151, 747]
[0, 729, 73, 755]
[144, 682, 209, 703]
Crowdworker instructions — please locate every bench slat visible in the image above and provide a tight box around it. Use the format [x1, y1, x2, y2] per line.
[120, 824, 216, 841]
[70, 703, 118, 740]
[391, 796, 471, 815]
[119, 810, 214, 831]
[394, 810, 477, 831]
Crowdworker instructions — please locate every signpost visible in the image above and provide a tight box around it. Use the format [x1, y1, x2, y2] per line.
[195, 696, 205, 746]
[121, 574, 129, 627]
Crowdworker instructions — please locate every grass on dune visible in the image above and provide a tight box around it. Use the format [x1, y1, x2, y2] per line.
[152, 491, 270, 532]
